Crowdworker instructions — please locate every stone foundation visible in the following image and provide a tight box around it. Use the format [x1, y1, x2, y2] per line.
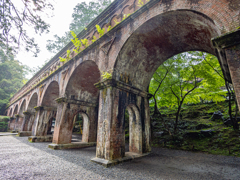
[91, 152, 150, 167]
[17, 131, 32, 137]
[48, 142, 96, 150]
[28, 135, 53, 142]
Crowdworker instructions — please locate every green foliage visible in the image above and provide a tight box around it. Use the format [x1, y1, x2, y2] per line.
[114, 19, 120, 26]
[0, 50, 29, 114]
[0, 0, 53, 56]
[122, 14, 131, 21]
[96, 25, 105, 37]
[47, 32, 73, 54]
[0, 116, 10, 122]
[81, 39, 89, 47]
[137, 0, 144, 7]
[101, 71, 112, 80]
[107, 25, 112, 32]
[59, 50, 71, 62]
[151, 101, 240, 157]
[92, 36, 97, 43]
[149, 51, 226, 110]
[71, 31, 82, 54]
[46, 0, 112, 53]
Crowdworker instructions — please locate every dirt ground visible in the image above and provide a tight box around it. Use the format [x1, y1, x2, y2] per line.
[1, 135, 240, 180]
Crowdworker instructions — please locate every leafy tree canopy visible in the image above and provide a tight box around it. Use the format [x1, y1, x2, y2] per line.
[0, 0, 54, 56]
[46, 0, 112, 53]
[149, 51, 227, 134]
[149, 51, 226, 110]
[0, 50, 30, 114]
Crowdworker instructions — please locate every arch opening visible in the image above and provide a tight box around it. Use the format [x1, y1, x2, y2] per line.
[71, 112, 90, 143]
[38, 81, 59, 135]
[113, 10, 222, 91]
[8, 108, 12, 117]
[65, 60, 101, 104]
[27, 93, 38, 113]
[13, 105, 18, 117]
[19, 100, 26, 116]
[110, 9, 229, 156]
[26, 93, 38, 131]
[124, 104, 142, 155]
[41, 81, 59, 108]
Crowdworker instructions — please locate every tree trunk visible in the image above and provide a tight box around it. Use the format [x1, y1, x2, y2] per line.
[174, 101, 183, 135]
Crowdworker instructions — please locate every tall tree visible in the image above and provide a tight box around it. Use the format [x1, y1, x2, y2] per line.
[46, 0, 112, 53]
[0, 0, 54, 56]
[201, 52, 239, 130]
[0, 50, 30, 114]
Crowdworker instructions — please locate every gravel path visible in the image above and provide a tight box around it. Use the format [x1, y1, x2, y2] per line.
[0, 136, 240, 180]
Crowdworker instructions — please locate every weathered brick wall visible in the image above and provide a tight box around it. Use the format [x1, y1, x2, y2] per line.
[8, 0, 239, 115]
[4, 1, 240, 161]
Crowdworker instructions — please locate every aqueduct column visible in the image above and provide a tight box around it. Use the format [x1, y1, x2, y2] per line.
[28, 106, 56, 142]
[213, 30, 240, 111]
[51, 97, 97, 145]
[21, 112, 31, 131]
[91, 79, 151, 167]
[33, 106, 56, 136]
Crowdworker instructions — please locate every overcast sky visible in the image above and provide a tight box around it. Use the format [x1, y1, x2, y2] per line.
[15, 0, 96, 78]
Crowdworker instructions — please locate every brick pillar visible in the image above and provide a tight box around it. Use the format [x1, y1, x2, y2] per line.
[52, 97, 97, 144]
[212, 30, 240, 111]
[95, 79, 151, 161]
[14, 115, 20, 131]
[32, 106, 56, 136]
[21, 112, 31, 131]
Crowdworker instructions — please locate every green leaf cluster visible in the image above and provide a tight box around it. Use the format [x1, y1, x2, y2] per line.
[56, 0, 151, 64]
[101, 71, 112, 80]
[149, 51, 226, 109]
[96, 25, 105, 37]
[46, 0, 112, 53]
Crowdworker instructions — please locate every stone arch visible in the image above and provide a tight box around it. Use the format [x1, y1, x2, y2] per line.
[31, 81, 60, 136]
[23, 92, 39, 132]
[8, 108, 13, 117]
[113, 9, 222, 91]
[52, 60, 100, 145]
[134, 0, 148, 11]
[40, 81, 60, 107]
[126, 104, 142, 154]
[121, 5, 131, 20]
[19, 99, 26, 116]
[93, 30, 99, 40]
[64, 60, 101, 103]
[16, 99, 27, 131]
[110, 15, 118, 27]
[27, 92, 38, 113]
[71, 111, 90, 143]
[101, 23, 108, 33]
[13, 104, 18, 117]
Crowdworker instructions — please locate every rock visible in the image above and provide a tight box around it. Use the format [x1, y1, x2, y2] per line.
[184, 129, 215, 139]
[224, 117, 240, 126]
[200, 129, 215, 137]
[153, 131, 165, 137]
[224, 118, 233, 126]
[211, 111, 224, 121]
[151, 121, 158, 127]
[195, 124, 211, 130]
[184, 131, 201, 139]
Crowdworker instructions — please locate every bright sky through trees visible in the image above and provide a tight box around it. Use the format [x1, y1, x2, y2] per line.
[15, 0, 99, 77]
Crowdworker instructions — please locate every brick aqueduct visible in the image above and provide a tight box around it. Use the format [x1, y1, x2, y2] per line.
[5, 0, 240, 166]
